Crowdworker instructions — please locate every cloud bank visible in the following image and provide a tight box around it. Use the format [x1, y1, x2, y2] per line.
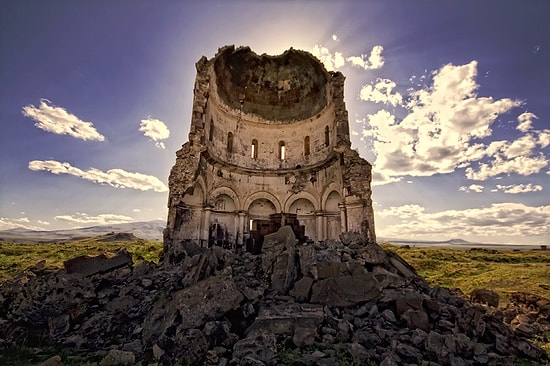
[494, 183, 543, 194]
[22, 99, 105, 141]
[55, 212, 134, 226]
[378, 202, 550, 241]
[357, 61, 549, 185]
[0, 217, 47, 231]
[139, 117, 170, 149]
[28, 160, 168, 192]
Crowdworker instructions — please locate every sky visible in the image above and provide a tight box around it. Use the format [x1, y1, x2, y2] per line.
[1, 0, 549, 245]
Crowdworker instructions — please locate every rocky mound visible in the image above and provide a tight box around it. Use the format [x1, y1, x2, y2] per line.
[98, 232, 141, 242]
[0, 228, 546, 365]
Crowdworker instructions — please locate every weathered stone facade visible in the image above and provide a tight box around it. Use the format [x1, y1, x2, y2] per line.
[164, 46, 375, 253]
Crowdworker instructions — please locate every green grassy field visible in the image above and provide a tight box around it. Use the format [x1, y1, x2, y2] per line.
[0, 236, 163, 282]
[382, 243, 550, 301]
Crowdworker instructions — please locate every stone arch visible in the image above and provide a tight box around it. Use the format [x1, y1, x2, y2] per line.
[213, 194, 236, 212]
[182, 180, 205, 206]
[285, 193, 319, 242]
[244, 191, 282, 214]
[325, 190, 342, 212]
[321, 183, 343, 210]
[210, 186, 241, 211]
[322, 186, 343, 240]
[283, 191, 320, 213]
[288, 198, 315, 215]
[248, 198, 277, 219]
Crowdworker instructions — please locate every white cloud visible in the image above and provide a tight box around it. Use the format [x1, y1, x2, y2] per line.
[311, 45, 345, 71]
[517, 112, 537, 132]
[332, 34, 339, 41]
[359, 78, 403, 107]
[139, 117, 170, 149]
[377, 202, 550, 241]
[28, 160, 168, 192]
[55, 213, 134, 227]
[495, 183, 543, 194]
[360, 60, 550, 185]
[133, 208, 141, 212]
[347, 45, 384, 70]
[465, 153, 548, 181]
[311, 44, 384, 71]
[538, 130, 550, 148]
[0, 217, 47, 231]
[22, 99, 105, 141]
[459, 184, 484, 193]
[378, 204, 425, 218]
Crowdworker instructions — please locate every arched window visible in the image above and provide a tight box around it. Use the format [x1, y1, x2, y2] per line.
[279, 141, 286, 160]
[325, 126, 330, 147]
[209, 119, 214, 142]
[227, 132, 233, 153]
[251, 139, 258, 159]
[304, 136, 310, 157]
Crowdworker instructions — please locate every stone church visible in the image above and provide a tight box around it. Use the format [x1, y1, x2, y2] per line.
[164, 45, 375, 252]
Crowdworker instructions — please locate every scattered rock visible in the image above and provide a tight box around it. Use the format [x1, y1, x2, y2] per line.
[64, 250, 132, 276]
[0, 232, 546, 365]
[471, 288, 499, 307]
[39, 355, 62, 366]
[99, 349, 135, 366]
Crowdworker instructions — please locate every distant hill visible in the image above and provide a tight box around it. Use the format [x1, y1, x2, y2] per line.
[379, 237, 474, 246]
[0, 220, 165, 243]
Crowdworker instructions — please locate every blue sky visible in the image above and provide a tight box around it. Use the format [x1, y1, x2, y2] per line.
[1, 1, 549, 244]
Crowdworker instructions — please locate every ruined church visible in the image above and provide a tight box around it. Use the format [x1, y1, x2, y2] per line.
[164, 46, 375, 252]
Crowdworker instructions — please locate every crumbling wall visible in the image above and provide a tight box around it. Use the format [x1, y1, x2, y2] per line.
[342, 148, 376, 242]
[164, 45, 377, 251]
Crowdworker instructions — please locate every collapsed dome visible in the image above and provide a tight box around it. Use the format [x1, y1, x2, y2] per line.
[214, 46, 329, 122]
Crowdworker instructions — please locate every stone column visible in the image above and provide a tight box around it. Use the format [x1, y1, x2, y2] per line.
[202, 207, 212, 246]
[338, 203, 347, 233]
[315, 211, 324, 241]
[237, 211, 246, 247]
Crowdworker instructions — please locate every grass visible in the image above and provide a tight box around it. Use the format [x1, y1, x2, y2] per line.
[0, 236, 163, 282]
[381, 243, 550, 301]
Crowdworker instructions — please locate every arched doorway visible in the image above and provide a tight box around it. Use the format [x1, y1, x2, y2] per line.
[247, 198, 277, 253]
[209, 194, 236, 249]
[325, 190, 342, 240]
[288, 198, 315, 241]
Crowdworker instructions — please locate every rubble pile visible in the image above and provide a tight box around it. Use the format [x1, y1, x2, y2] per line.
[0, 228, 547, 365]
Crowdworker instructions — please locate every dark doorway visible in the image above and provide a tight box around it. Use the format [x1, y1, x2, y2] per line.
[246, 213, 307, 254]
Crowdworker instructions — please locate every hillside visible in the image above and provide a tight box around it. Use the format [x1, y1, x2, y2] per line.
[0, 220, 165, 243]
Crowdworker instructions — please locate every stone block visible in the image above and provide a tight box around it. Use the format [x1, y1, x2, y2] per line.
[310, 273, 380, 307]
[64, 250, 132, 276]
[289, 276, 314, 302]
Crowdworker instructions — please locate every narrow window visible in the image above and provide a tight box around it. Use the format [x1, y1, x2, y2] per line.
[251, 139, 258, 159]
[304, 136, 310, 156]
[325, 126, 330, 147]
[279, 141, 286, 160]
[227, 132, 233, 153]
[209, 119, 214, 142]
